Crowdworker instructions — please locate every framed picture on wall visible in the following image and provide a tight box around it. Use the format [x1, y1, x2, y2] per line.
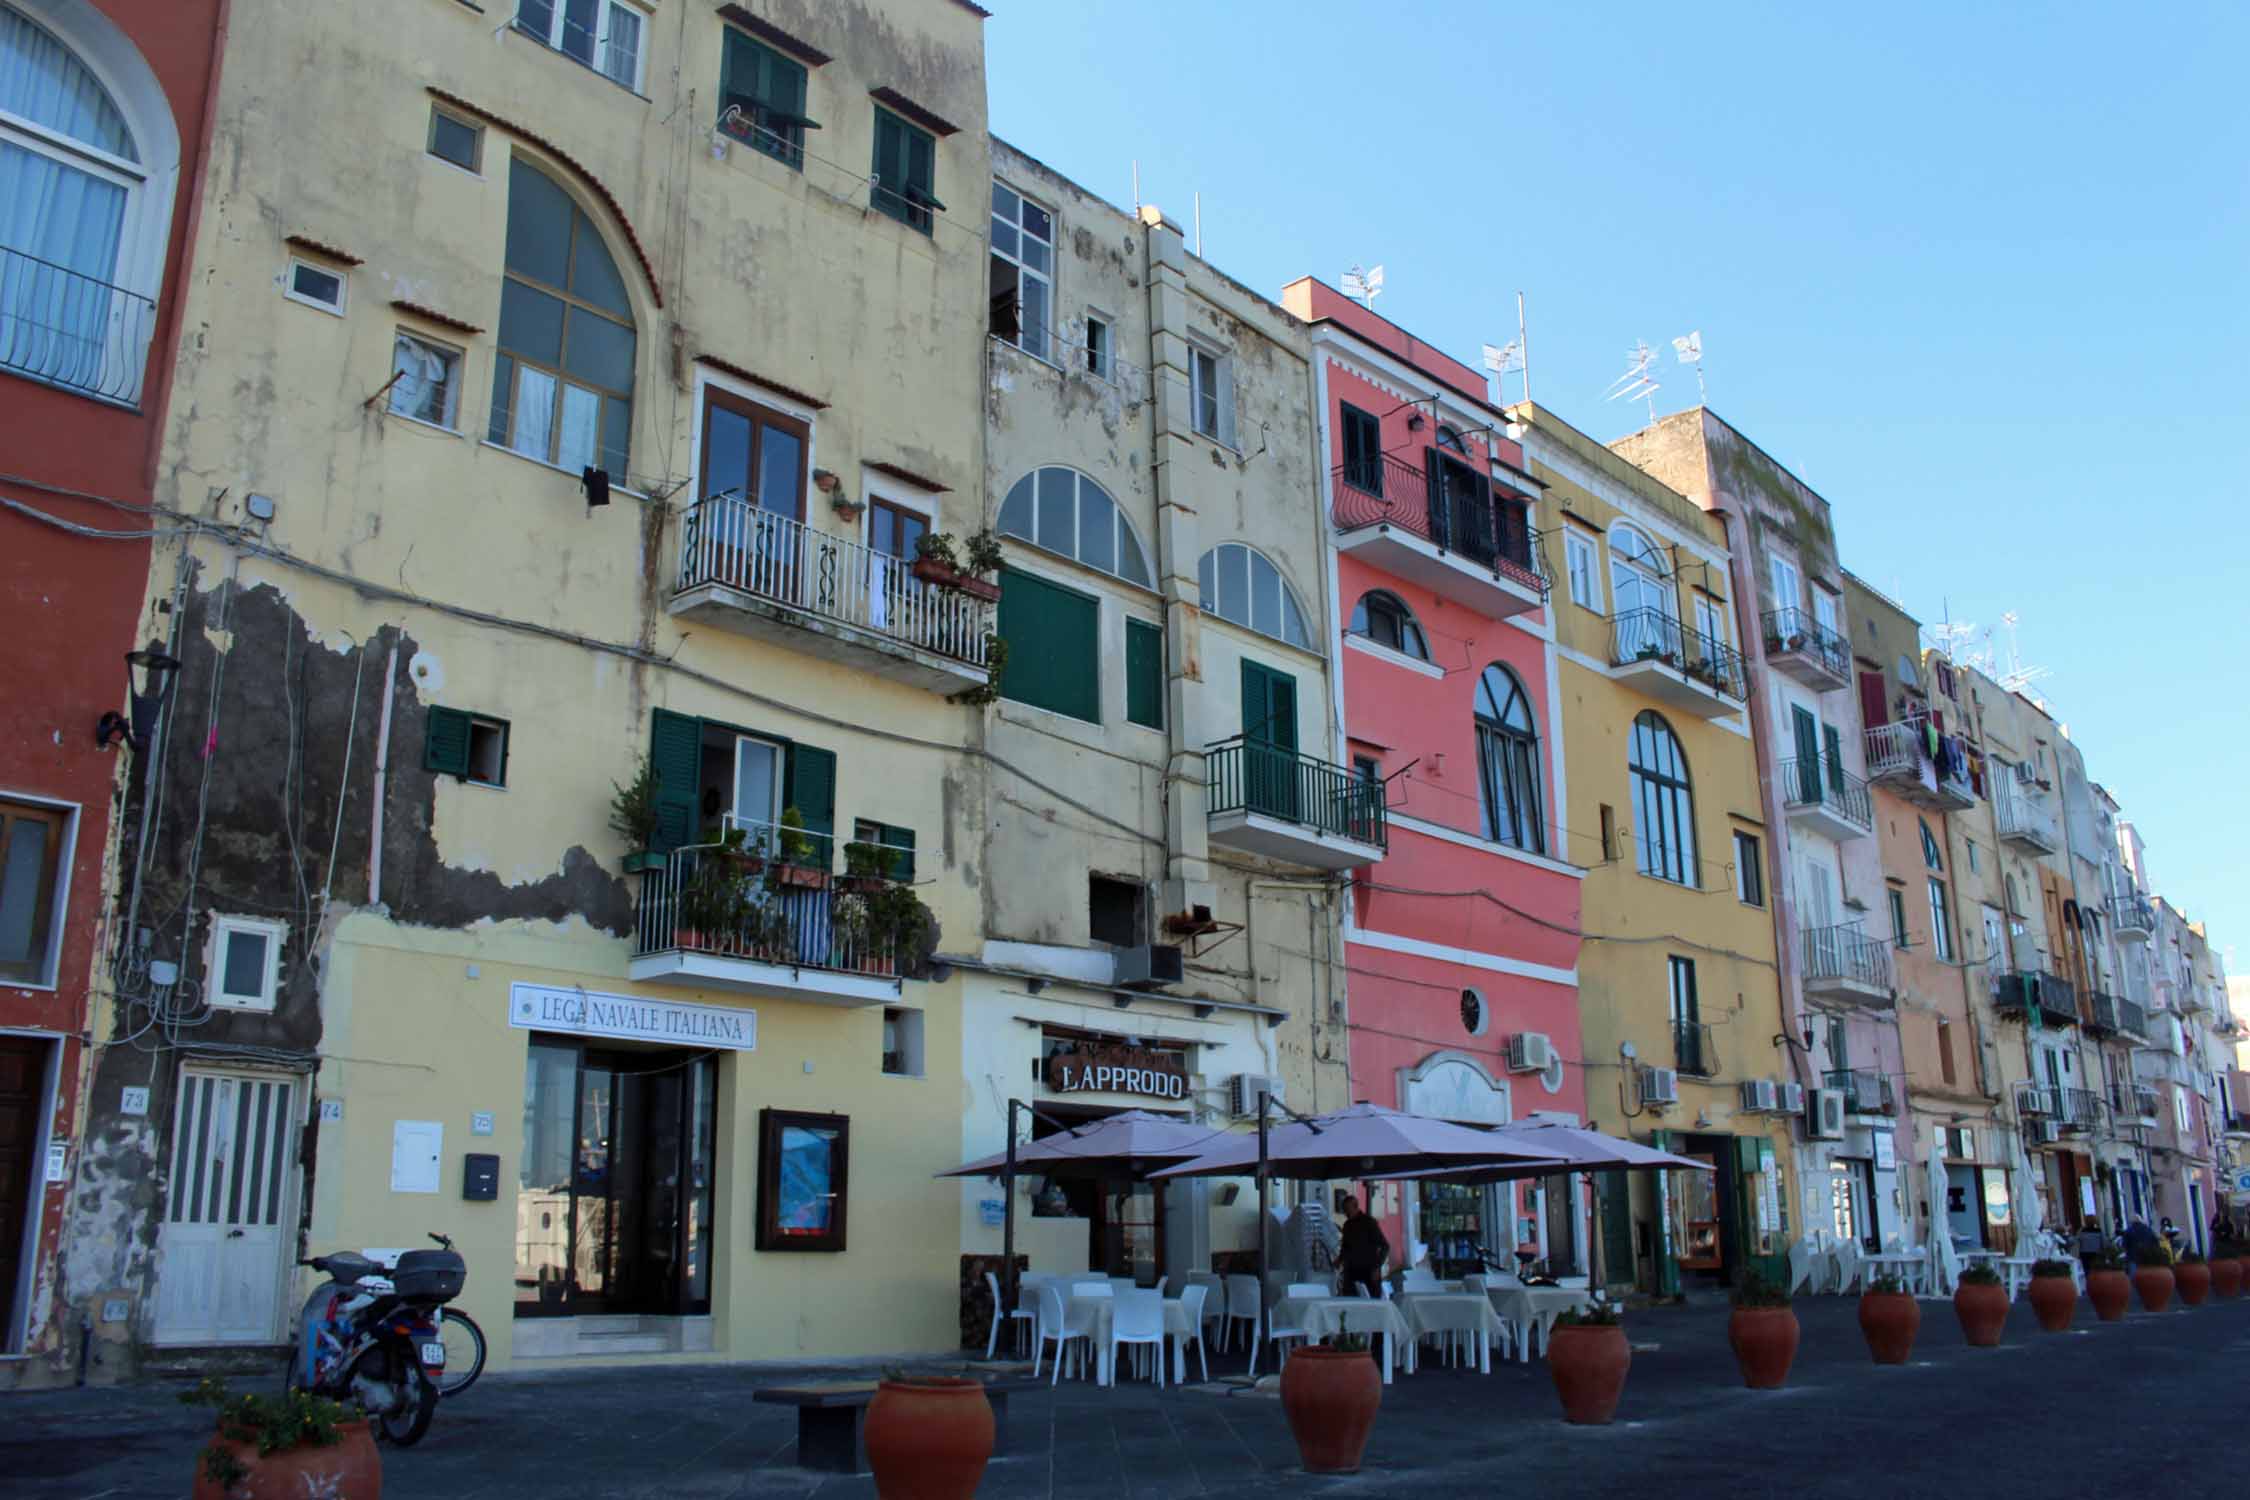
[756, 1108, 849, 1252]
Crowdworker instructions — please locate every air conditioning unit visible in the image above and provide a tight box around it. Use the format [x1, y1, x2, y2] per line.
[1228, 1073, 1285, 1119]
[1805, 1087, 1846, 1140]
[2013, 760, 2040, 786]
[1640, 1067, 1679, 1106]
[1739, 1079, 1779, 1114]
[1112, 943, 1184, 990]
[1506, 1032, 1555, 1074]
[1774, 1081, 1806, 1116]
[2028, 1119, 2061, 1146]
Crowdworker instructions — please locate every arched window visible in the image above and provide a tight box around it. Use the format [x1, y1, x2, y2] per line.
[1475, 665, 1544, 852]
[1608, 524, 1673, 620]
[1, 2, 174, 403]
[490, 156, 637, 477]
[996, 466, 1153, 587]
[1198, 543, 1310, 648]
[1629, 710, 1696, 885]
[1436, 424, 1469, 453]
[1348, 590, 1427, 660]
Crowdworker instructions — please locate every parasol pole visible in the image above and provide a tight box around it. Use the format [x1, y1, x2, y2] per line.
[1002, 1098, 1022, 1352]
[1257, 1091, 1272, 1351]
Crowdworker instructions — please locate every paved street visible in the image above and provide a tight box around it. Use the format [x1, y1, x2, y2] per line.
[8, 1295, 2245, 1499]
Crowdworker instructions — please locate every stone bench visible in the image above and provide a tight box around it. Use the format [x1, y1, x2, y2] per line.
[751, 1376, 1040, 1474]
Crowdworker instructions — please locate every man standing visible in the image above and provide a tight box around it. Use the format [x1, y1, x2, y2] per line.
[1337, 1195, 1389, 1299]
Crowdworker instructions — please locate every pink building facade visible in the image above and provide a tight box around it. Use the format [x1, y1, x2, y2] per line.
[1283, 280, 1586, 1277]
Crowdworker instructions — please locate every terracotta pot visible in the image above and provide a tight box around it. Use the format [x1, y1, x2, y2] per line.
[1857, 1290, 1920, 1364]
[774, 863, 830, 890]
[2174, 1261, 2211, 1306]
[1279, 1346, 1383, 1473]
[863, 1378, 994, 1500]
[1953, 1281, 2009, 1346]
[2211, 1257, 2244, 1299]
[2132, 1265, 2175, 1313]
[1547, 1322, 1630, 1424]
[2086, 1269, 2131, 1321]
[1727, 1306, 1799, 1389]
[2026, 1273, 2078, 1332]
[192, 1420, 380, 1500]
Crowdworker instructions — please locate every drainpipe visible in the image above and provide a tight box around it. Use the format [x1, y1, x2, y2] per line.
[367, 638, 398, 906]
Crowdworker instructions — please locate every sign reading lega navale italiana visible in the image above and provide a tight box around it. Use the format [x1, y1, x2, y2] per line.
[1045, 1043, 1188, 1100]
[509, 982, 756, 1051]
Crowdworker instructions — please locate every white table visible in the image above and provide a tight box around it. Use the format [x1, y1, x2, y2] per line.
[1861, 1249, 1930, 1295]
[1275, 1296, 1414, 1383]
[1060, 1292, 1201, 1385]
[1485, 1286, 1592, 1361]
[1956, 1250, 2037, 1301]
[1393, 1292, 1506, 1373]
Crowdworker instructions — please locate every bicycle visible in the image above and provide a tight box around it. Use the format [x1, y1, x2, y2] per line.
[436, 1304, 485, 1397]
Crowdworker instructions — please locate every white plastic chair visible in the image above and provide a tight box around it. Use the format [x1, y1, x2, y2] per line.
[1255, 1293, 1311, 1378]
[1150, 1275, 1168, 1296]
[1222, 1274, 1261, 1353]
[984, 1270, 1036, 1359]
[1073, 1278, 1115, 1296]
[1787, 1238, 1814, 1296]
[1285, 1281, 1329, 1300]
[1109, 1289, 1166, 1388]
[1186, 1271, 1226, 1343]
[1033, 1282, 1094, 1386]
[1171, 1283, 1210, 1383]
[1831, 1238, 1863, 1296]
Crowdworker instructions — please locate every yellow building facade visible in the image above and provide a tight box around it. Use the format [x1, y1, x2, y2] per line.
[1517, 405, 1796, 1292]
[67, 0, 1001, 1376]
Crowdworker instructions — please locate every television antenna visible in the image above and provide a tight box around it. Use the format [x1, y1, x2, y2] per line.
[1482, 338, 1523, 405]
[1997, 611, 2052, 700]
[1341, 264, 1385, 308]
[1604, 340, 1661, 421]
[1671, 331, 1706, 401]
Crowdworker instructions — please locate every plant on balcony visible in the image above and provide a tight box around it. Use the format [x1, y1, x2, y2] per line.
[678, 856, 749, 951]
[1857, 1274, 1919, 1364]
[962, 527, 1007, 576]
[947, 632, 1007, 708]
[911, 531, 1004, 603]
[772, 807, 829, 889]
[867, 878, 938, 976]
[812, 467, 863, 521]
[609, 755, 666, 872]
[831, 891, 876, 959]
[1953, 1262, 2008, 1346]
[841, 840, 892, 894]
[1726, 1273, 1797, 1388]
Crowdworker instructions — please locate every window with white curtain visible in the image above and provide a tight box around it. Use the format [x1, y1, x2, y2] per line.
[514, 0, 644, 92]
[390, 331, 462, 429]
[1, 1, 149, 399]
[488, 157, 636, 477]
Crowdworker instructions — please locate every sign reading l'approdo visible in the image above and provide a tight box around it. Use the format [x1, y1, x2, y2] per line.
[1044, 1042, 1188, 1100]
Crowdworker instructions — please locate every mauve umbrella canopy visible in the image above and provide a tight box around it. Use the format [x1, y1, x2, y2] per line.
[937, 1109, 1226, 1180]
[1376, 1120, 1714, 1184]
[1148, 1102, 1562, 1181]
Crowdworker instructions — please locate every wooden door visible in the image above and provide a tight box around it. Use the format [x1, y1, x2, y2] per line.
[0, 1037, 49, 1345]
[153, 1069, 299, 1344]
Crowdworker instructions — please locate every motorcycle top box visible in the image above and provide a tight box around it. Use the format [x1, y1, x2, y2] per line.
[391, 1248, 467, 1303]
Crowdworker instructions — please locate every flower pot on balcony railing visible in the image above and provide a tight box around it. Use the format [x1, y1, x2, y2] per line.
[611, 754, 669, 874]
[912, 531, 1004, 603]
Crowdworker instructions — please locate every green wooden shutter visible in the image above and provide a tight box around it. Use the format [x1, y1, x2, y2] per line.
[423, 706, 471, 778]
[1822, 723, 1845, 794]
[1598, 1170, 1635, 1291]
[786, 743, 837, 868]
[649, 708, 703, 852]
[1125, 619, 1163, 729]
[881, 823, 916, 883]
[1790, 706, 1820, 802]
[998, 568, 1099, 723]
[1649, 1128, 1682, 1296]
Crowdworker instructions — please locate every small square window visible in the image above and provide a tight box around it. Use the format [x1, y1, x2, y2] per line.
[425, 706, 509, 787]
[881, 1007, 924, 1078]
[1353, 754, 1380, 784]
[285, 259, 346, 315]
[466, 718, 508, 787]
[390, 331, 463, 429]
[1189, 346, 1230, 442]
[1085, 316, 1110, 378]
[427, 107, 483, 171]
[208, 914, 286, 1011]
[1088, 875, 1145, 948]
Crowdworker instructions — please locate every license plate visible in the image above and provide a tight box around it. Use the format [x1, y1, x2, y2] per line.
[420, 1341, 447, 1366]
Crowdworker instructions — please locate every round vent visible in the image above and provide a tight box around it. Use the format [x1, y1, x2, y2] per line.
[1459, 989, 1487, 1036]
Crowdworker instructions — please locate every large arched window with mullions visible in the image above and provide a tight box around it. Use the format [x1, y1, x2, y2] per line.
[1629, 710, 1697, 885]
[489, 156, 637, 478]
[1475, 665, 1544, 853]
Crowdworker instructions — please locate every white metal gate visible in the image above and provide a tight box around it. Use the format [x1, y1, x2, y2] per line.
[152, 1068, 300, 1344]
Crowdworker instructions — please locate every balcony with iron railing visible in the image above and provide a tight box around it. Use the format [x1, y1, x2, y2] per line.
[1993, 781, 2060, 855]
[2084, 989, 2143, 1041]
[1991, 969, 2078, 1028]
[628, 840, 908, 1006]
[2116, 993, 2150, 1040]
[0, 245, 156, 408]
[1674, 1020, 1717, 1078]
[2055, 1087, 2104, 1133]
[1760, 605, 1852, 691]
[1780, 755, 1873, 842]
[2109, 892, 2156, 940]
[1824, 1068, 1895, 1116]
[670, 496, 994, 694]
[1861, 719, 1977, 811]
[1802, 923, 1893, 1006]
[1205, 737, 1387, 871]
[2132, 1084, 2160, 1121]
[1330, 454, 1549, 618]
[1607, 609, 1747, 718]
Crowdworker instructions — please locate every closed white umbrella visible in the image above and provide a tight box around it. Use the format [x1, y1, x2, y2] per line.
[2010, 1128, 2045, 1252]
[1924, 1133, 1960, 1295]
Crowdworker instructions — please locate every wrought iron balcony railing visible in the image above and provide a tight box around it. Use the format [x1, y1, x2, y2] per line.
[1609, 609, 1748, 700]
[1205, 738, 1388, 849]
[1825, 1068, 1895, 1115]
[676, 497, 993, 667]
[1674, 1020, 1716, 1078]
[2084, 989, 2125, 1036]
[1992, 969, 2078, 1027]
[1761, 606, 1850, 680]
[0, 245, 156, 407]
[2056, 1087, 2104, 1131]
[1779, 755, 1874, 832]
[1993, 782, 2060, 851]
[2109, 893, 2156, 937]
[1331, 457, 1548, 598]
[633, 843, 905, 977]
[1802, 923, 1892, 993]
[1862, 719, 1923, 781]
[2117, 994, 2149, 1039]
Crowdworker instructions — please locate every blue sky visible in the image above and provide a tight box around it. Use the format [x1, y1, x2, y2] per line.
[987, 1, 2249, 968]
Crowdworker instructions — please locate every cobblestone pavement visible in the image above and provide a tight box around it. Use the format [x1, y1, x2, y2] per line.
[7, 1293, 2245, 1498]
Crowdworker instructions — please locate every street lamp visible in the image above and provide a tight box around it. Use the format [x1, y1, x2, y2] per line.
[96, 644, 181, 754]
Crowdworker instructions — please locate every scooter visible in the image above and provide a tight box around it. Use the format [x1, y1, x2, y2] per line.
[291, 1232, 466, 1446]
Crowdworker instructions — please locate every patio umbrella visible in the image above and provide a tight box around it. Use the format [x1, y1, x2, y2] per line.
[1148, 1102, 1562, 1182]
[1924, 1132, 1960, 1295]
[2010, 1128, 2045, 1252]
[938, 1109, 1224, 1180]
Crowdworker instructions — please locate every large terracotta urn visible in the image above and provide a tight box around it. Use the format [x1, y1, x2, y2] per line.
[1727, 1306, 1800, 1389]
[2026, 1271, 2078, 1332]
[2210, 1256, 2244, 1299]
[1857, 1289, 1920, 1364]
[191, 1419, 381, 1500]
[2086, 1269, 2131, 1322]
[1547, 1322, 1631, 1424]
[1279, 1345, 1383, 1473]
[1954, 1278, 2009, 1346]
[2133, 1264, 2176, 1314]
[2174, 1259, 2211, 1307]
[863, 1377, 995, 1500]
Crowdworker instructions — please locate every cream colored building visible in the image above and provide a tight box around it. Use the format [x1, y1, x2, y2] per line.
[956, 142, 1355, 1285]
[66, 0, 1005, 1376]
